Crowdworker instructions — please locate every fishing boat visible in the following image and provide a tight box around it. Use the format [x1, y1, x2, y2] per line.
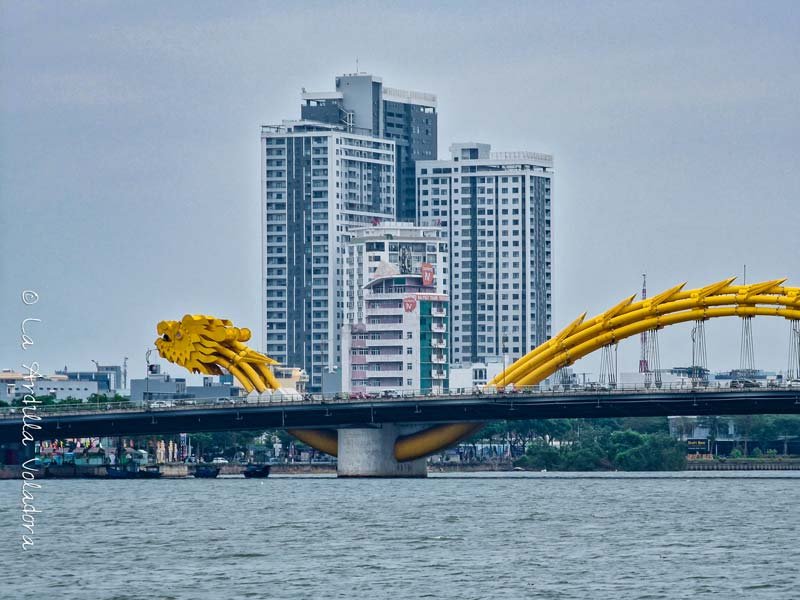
[193, 465, 221, 478]
[242, 464, 271, 478]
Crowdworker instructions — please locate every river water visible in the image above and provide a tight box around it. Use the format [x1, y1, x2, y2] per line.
[1, 472, 798, 599]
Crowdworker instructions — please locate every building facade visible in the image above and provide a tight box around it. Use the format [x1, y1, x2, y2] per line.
[1, 368, 113, 402]
[54, 366, 121, 394]
[416, 143, 553, 366]
[344, 222, 447, 325]
[130, 366, 242, 404]
[261, 120, 396, 391]
[449, 359, 506, 393]
[341, 274, 448, 395]
[301, 73, 437, 222]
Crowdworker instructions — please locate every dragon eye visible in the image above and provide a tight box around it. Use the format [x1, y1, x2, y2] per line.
[162, 334, 171, 342]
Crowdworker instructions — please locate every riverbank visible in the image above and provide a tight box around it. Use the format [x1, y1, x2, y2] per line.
[3, 459, 799, 478]
[0, 462, 341, 479]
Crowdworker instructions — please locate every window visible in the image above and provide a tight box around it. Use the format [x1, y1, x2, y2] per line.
[407, 363, 413, 370]
[407, 332, 413, 339]
[407, 347, 413, 354]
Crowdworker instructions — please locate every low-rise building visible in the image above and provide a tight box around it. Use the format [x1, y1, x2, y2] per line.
[449, 359, 505, 393]
[129, 365, 242, 404]
[0, 369, 100, 402]
[55, 365, 122, 394]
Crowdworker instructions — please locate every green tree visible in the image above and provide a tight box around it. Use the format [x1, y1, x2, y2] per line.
[516, 442, 561, 470]
[614, 434, 686, 471]
[770, 416, 800, 455]
[620, 417, 669, 434]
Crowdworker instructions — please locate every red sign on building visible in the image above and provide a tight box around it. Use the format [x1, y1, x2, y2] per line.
[403, 296, 417, 312]
[421, 263, 435, 287]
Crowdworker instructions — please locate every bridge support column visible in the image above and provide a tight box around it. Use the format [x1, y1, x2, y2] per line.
[337, 425, 427, 478]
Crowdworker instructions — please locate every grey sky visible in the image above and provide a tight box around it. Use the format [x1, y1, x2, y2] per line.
[1, 1, 798, 383]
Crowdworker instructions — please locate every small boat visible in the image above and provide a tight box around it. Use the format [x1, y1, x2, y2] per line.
[242, 464, 271, 478]
[193, 465, 221, 478]
[106, 465, 162, 479]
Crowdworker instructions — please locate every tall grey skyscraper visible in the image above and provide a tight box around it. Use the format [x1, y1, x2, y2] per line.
[261, 120, 395, 391]
[416, 143, 553, 366]
[301, 73, 437, 222]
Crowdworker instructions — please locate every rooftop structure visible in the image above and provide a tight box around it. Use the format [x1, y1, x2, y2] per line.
[301, 73, 438, 222]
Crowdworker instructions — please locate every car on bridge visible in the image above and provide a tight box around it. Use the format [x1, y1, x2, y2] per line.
[787, 379, 800, 389]
[729, 379, 761, 389]
[583, 382, 611, 392]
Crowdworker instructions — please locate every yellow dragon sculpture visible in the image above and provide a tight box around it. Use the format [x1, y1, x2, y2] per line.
[154, 314, 479, 460]
[155, 315, 281, 392]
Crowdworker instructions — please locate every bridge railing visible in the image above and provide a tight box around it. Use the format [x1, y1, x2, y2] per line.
[0, 380, 797, 419]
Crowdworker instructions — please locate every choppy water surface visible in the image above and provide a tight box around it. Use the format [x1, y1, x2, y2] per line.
[1, 472, 798, 599]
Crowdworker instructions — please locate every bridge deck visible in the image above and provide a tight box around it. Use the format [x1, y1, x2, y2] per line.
[2, 388, 799, 443]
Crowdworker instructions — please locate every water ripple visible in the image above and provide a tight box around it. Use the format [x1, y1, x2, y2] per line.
[1, 473, 798, 599]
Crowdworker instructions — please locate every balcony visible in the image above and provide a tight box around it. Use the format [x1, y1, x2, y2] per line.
[431, 323, 446, 333]
[431, 307, 447, 317]
[366, 337, 403, 347]
[365, 353, 404, 363]
[431, 370, 447, 379]
[431, 339, 447, 349]
[365, 306, 403, 317]
[364, 381, 403, 390]
[365, 322, 405, 332]
[431, 353, 446, 364]
[367, 370, 404, 379]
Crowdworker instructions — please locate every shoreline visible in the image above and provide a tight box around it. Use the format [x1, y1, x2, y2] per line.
[2, 459, 800, 479]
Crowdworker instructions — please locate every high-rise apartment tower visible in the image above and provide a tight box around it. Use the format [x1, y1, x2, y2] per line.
[261, 120, 395, 391]
[416, 143, 553, 366]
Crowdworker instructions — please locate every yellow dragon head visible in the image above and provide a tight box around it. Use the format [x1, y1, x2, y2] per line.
[155, 314, 280, 393]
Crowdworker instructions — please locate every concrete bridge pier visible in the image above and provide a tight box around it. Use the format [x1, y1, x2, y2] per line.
[337, 424, 427, 478]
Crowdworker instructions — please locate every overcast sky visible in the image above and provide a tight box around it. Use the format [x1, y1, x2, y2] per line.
[1, 1, 798, 384]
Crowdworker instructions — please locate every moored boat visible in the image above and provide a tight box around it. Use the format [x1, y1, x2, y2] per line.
[105, 464, 162, 479]
[242, 464, 271, 478]
[193, 465, 221, 478]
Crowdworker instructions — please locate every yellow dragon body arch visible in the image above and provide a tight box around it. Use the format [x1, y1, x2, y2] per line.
[487, 278, 800, 389]
[155, 278, 800, 462]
